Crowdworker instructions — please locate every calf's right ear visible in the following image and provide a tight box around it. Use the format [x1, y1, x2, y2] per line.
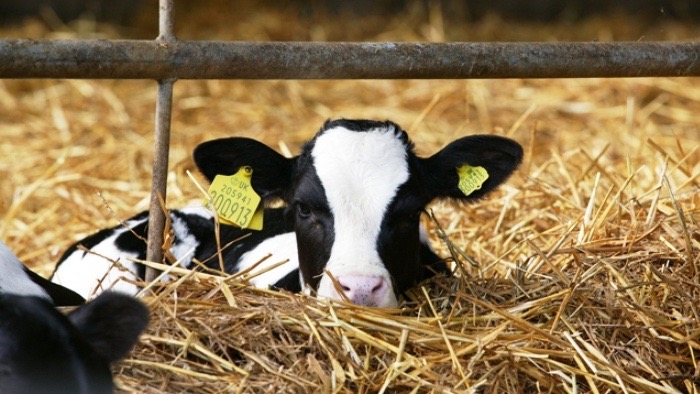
[194, 138, 295, 201]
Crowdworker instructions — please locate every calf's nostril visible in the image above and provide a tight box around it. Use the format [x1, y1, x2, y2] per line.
[371, 278, 385, 294]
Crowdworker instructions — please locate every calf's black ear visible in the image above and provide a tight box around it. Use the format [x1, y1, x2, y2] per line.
[68, 292, 149, 363]
[421, 135, 523, 202]
[194, 138, 295, 201]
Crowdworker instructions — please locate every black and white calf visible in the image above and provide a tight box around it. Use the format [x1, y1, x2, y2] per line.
[0, 241, 148, 394]
[52, 119, 523, 307]
[0, 293, 148, 394]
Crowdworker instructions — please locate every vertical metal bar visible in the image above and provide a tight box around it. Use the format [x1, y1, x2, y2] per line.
[158, 0, 176, 43]
[145, 0, 176, 283]
[145, 79, 174, 281]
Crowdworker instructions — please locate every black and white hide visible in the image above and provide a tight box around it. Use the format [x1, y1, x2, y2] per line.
[0, 293, 148, 394]
[0, 241, 148, 394]
[51, 119, 523, 307]
[0, 240, 83, 306]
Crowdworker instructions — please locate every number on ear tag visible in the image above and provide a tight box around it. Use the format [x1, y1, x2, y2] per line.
[207, 166, 264, 230]
[456, 164, 489, 196]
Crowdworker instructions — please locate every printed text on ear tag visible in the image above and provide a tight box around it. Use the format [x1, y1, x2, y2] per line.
[456, 164, 489, 196]
[207, 166, 264, 230]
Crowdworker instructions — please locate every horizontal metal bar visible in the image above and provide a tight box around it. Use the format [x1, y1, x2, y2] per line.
[0, 40, 698, 79]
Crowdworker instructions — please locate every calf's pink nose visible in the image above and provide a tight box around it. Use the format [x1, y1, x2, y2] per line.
[336, 275, 389, 307]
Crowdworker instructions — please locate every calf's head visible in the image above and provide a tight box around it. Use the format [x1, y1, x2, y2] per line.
[195, 119, 522, 307]
[0, 292, 148, 394]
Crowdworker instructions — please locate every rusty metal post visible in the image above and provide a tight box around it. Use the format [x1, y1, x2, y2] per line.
[145, 0, 177, 283]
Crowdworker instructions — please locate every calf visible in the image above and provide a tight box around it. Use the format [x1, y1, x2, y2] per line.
[0, 241, 148, 393]
[0, 292, 148, 394]
[52, 119, 522, 307]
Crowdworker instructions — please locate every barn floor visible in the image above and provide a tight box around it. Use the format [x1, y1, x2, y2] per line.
[1, 1, 699, 393]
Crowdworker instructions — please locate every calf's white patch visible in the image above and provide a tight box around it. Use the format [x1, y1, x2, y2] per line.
[52, 226, 142, 299]
[311, 125, 410, 307]
[235, 232, 299, 288]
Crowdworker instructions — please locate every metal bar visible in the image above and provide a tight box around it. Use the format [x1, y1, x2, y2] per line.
[144, 78, 174, 282]
[145, 0, 176, 283]
[158, 0, 176, 43]
[0, 41, 698, 79]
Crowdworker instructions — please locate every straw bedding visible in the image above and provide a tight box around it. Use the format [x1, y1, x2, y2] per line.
[1, 2, 699, 392]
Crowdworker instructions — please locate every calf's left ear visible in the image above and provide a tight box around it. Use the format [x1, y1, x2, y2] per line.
[421, 135, 523, 202]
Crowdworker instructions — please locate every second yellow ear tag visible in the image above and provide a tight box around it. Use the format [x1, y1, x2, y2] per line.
[207, 166, 264, 230]
[456, 164, 489, 196]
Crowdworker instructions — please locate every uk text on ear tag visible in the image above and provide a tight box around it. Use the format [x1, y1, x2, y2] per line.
[207, 166, 264, 230]
[456, 164, 489, 196]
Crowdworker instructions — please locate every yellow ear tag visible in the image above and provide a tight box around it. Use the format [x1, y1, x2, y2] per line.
[456, 164, 489, 196]
[207, 166, 264, 230]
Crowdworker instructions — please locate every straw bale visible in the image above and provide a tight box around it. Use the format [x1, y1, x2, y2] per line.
[1, 1, 699, 392]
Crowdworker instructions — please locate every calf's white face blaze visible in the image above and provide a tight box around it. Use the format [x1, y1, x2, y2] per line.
[310, 126, 409, 307]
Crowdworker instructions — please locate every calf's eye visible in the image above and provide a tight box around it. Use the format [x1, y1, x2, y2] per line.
[296, 203, 313, 219]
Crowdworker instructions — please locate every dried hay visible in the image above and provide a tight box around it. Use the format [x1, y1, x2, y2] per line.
[1, 2, 699, 393]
